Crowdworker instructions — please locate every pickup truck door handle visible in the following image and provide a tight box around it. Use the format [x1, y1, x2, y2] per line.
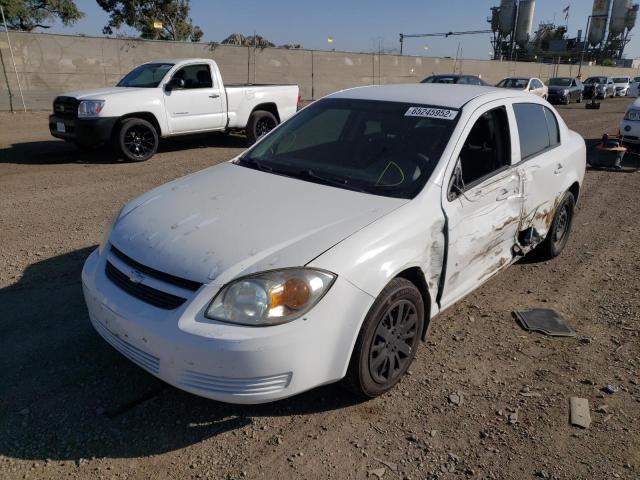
[554, 163, 564, 174]
[209, 93, 220, 99]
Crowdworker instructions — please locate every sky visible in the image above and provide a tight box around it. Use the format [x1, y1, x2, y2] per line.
[44, 0, 640, 60]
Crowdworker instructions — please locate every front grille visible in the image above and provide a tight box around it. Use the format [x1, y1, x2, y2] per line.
[105, 261, 187, 309]
[110, 245, 202, 291]
[53, 96, 78, 119]
[179, 370, 292, 396]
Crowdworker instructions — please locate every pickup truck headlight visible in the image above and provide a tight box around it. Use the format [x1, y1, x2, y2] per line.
[78, 100, 105, 118]
[625, 109, 640, 121]
[205, 269, 336, 326]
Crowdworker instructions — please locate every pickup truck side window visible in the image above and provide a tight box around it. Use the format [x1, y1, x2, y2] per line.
[513, 103, 558, 161]
[172, 64, 213, 89]
[457, 106, 511, 187]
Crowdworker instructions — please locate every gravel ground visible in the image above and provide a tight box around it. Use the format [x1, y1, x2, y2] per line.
[1, 98, 639, 480]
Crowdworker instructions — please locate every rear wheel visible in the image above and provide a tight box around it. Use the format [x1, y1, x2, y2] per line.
[342, 278, 424, 398]
[246, 110, 278, 145]
[116, 118, 158, 162]
[536, 191, 576, 260]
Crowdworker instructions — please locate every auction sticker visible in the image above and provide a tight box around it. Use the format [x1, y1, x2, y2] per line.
[405, 106, 457, 120]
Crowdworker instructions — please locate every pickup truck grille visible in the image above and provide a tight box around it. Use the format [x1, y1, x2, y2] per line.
[53, 96, 79, 119]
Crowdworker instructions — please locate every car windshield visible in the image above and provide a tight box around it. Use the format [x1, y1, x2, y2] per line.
[549, 78, 572, 87]
[117, 63, 174, 88]
[497, 78, 529, 88]
[613, 77, 629, 83]
[585, 77, 606, 84]
[421, 76, 456, 84]
[236, 98, 460, 199]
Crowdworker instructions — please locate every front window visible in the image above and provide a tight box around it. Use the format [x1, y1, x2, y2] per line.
[548, 78, 571, 87]
[236, 98, 460, 199]
[497, 78, 529, 89]
[585, 77, 606, 84]
[117, 63, 174, 88]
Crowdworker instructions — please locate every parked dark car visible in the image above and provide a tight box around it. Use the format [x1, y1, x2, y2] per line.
[583, 76, 616, 99]
[420, 74, 489, 86]
[547, 77, 583, 104]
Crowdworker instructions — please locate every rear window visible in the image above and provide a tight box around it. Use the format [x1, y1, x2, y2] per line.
[585, 77, 606, 84]
[422, 76, 456, 84]
[513, 103, 561, 160]
[548, 78, 571, 87]
[497, 78, 529, 89]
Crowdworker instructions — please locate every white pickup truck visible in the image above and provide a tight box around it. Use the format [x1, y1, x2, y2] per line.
[49, 58, 300, 161]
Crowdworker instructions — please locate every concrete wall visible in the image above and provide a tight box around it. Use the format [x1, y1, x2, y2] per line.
[1, 31, 639, 111]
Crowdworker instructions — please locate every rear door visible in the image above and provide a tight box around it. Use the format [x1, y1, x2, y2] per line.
[511, 102, 565, 246]
[440, 102, 523, 308]
[164, 63, 225, 134]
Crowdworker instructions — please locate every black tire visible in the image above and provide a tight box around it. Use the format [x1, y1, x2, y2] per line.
[116, 118, 158, 162]
[342, 278, 424, 398]
[536, 191, 576, 260]
[246, 110, 278, 145]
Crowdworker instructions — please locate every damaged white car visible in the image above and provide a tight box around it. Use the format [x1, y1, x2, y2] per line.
[82, 84, 586, 404]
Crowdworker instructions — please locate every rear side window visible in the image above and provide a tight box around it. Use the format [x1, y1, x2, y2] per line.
[513, 103, 561, 160]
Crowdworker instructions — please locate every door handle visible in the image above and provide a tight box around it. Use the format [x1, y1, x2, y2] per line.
[496, 188, 511, 201]
[554, 163, 564, 175]
[209, 93, 220, 98]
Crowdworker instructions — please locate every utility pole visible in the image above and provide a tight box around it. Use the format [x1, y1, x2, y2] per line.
[0, 5, 26, 112]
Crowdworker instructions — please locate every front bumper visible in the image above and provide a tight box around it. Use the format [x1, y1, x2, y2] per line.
[81, 248, 374, 404]
[49, 115, 117, 145]
[615, 88, 628, 96]
[548, 92, 568, 103]
[620, 120, 640, 144]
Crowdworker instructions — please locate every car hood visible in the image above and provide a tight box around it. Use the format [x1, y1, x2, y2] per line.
[60, 87, 145, 100]
[614, 83, 629, 88]
[109, 162, 407, 286]
[548, 85, 571, 92]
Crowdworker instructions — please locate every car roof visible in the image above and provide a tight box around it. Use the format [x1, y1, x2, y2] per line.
[144, 58, 211, 65]
[327, 83, 532, 109]
[550, 76, 574, 80]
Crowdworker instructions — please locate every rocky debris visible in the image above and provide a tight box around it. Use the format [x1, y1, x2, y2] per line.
[603, 384, 619, 394]
[448, 391, 464, 406]
[569, 397, 591, 429]
[368, 467, 386, 478]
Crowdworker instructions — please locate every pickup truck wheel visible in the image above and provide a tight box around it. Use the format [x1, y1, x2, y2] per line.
[246, 110, 278, 145]
[342, 278, 424, 398]
[116, 118, 158, 162]
[537, 191, 576, 260]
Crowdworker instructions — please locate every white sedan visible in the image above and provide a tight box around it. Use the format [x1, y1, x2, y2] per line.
[495, 76, 548, 99]
[82, 84, 586, 404]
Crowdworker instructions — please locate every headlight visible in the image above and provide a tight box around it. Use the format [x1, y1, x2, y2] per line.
[562, 89, 569, 96]
[98, 206, 123, 255]
[205, 268, 336, 326]
[78, 100, 105, 117]
[625, 109, 640, 121]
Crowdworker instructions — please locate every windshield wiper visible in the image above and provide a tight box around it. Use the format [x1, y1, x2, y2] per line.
[237, 156, 275, 173]
[298, 169, 369, 193]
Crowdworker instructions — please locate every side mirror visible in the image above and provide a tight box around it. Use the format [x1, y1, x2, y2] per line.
[166, 77, 185, 90]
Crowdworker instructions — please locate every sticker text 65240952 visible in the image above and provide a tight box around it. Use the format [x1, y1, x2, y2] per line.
[405, 106, 458, 120]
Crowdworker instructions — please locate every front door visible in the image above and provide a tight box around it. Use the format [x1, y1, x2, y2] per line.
[440, 103, 523, 308]
[164, 63, 225, 134]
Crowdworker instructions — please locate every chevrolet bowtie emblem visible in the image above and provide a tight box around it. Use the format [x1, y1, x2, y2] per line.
[128, 270, 144, 284]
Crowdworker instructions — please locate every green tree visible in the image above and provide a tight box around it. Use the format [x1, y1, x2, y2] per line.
[0, 0, 83, 31]
[96, 0, 203, 42]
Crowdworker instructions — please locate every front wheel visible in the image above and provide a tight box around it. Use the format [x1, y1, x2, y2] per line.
[246, 110, 278, 145]
[342, 278, 424, 398]
[536, 191, 576, 260]
[116, 118, 158, 162]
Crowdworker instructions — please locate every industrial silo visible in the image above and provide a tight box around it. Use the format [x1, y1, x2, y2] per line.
[625, 4, 639, 31]
[499, 0, 517, 36]
[515, 0, 536, 47]
[610, 0, 631, 36]
[588, 0, 611, 46]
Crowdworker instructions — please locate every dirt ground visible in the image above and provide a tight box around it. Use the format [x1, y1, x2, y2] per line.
[1, 98, 639, 480]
